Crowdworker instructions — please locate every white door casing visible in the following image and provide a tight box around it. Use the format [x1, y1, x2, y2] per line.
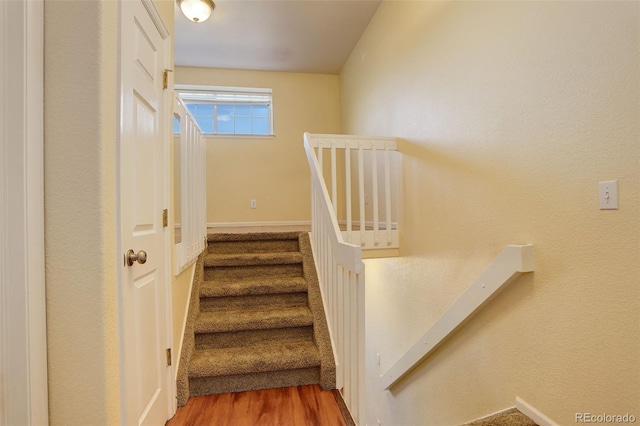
[0, 0, 48, 425]
[119, 1, 171, 424]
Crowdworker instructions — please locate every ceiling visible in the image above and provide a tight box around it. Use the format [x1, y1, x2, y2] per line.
[174, 0, 382, 74]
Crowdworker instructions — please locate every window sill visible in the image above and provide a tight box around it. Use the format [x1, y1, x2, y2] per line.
[203, 134, 276, 140]
[174, 133, 276, 140]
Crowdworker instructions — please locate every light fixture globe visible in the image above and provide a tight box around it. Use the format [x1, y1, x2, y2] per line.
[178, 0, 215, 23]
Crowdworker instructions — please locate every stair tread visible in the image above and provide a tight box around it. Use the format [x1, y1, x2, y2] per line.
[195, 306, 313, 334]
[201, 276, 307, 297]
[189, 341, 320, 378]
[208, 232, 302, 242]
[204, 252, 303, 267]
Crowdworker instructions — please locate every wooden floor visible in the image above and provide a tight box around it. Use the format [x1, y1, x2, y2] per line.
[166, 385, 347, 426]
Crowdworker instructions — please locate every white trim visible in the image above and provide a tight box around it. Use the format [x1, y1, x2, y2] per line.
[141, 0, 170, 39]
[204, 134, 276, 140]
[516, 397, 559, 426]
[380, 245, 534, 390]
[175, 84, 272, 94]
[174, 264, 196, 381]
[0, 0, 48, 425]
[207, 221, 311, 229]
[308, 133, 398, 150]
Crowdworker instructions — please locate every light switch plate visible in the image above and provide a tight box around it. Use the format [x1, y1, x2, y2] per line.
[599, 180, 618, 210]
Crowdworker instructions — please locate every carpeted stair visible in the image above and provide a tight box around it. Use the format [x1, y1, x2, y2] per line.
[462, 408, 538, 426]
[178, 231, 335, 402]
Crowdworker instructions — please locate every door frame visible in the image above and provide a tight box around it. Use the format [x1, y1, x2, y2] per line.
[140, 0, 176, 416]
[0, 0, 48, 425]
[154, 1, 177, 416]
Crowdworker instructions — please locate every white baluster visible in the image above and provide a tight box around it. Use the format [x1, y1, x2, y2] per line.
[385, 146, 392, 245]
[345, 147, 352, 242]
[331, 141, 337, 215]
[372, 145, 379, 246]
[358, 142, 365, 246]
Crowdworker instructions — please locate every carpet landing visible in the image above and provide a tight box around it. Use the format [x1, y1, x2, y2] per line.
[463, 408, 538, 426]
[177, 232, 336, 405]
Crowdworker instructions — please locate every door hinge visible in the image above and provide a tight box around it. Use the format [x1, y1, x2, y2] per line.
[166, 348, 172, 366]
[162, 209, 168, 227]
[162, 69, 173, 90]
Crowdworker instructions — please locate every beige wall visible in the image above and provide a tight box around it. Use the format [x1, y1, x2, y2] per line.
[175, 67, 341, 225]
[44, 0, 178, 424]
[341, 2, 639, 425]
[44, 1, 120, 424]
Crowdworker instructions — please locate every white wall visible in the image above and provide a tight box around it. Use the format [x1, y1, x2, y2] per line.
[341, 2, 639, 424]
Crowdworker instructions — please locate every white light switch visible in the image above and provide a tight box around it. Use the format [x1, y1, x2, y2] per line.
[599, 180, 618, 210]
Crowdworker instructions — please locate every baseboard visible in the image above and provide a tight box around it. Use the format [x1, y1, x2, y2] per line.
[516, 396, 559, 426]
[208, 221, 311, 228]
[332, 389, 356, 426]
[362, 248, 400, 259]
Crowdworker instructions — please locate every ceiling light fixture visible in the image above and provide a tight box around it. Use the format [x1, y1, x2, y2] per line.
[178, 0, 215, 23]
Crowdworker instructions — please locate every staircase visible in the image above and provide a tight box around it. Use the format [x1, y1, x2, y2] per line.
[186, 231, 335, 398]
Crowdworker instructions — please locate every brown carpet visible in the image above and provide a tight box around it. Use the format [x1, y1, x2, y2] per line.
[463, 408, 538, 426]
[176, 232, 336, 406]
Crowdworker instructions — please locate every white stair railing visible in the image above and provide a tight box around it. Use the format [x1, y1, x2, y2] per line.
[306, 133, 399, 251]
[174, 95, 207, 273]
[304, 133, 366, 425]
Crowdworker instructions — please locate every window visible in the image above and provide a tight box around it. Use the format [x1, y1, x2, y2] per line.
[174, 85, 273, 136]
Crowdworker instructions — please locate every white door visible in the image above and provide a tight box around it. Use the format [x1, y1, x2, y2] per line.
[120, 1, 169, 425]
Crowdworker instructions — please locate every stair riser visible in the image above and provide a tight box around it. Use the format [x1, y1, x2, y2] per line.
[194, 309, 314, 334]
[195, 326, 314, 350]
[200, 278, 308, 298]
[189, 367, 321, 396]
[208, 239, 299, 255]
[205, 255, 302, 268]
[204, 264, 303, 281]
[208, 232, 302, 243]
[200, 292, 309, 312]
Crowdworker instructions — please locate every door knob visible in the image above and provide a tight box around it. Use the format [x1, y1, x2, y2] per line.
[125, 249, 147, 266]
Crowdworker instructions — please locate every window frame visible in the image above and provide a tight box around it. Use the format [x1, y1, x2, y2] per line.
[175, 84, 274, 138]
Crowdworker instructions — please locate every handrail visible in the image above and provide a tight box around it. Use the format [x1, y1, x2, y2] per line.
[304, 132, 365, 425]
[304, 134, 363, 273]
[380, 244, 534, 390]
[306, 133, 400, 251]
